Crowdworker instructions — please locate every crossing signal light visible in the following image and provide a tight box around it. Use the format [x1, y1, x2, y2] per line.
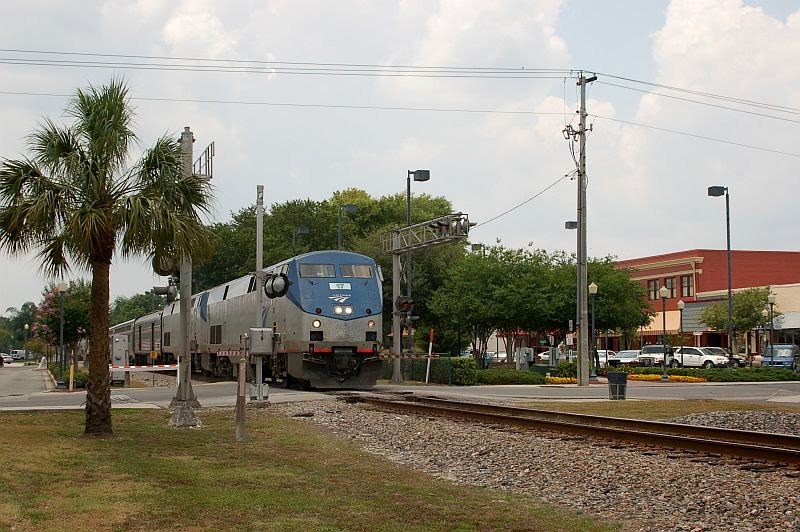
[395, 295, 415, 313]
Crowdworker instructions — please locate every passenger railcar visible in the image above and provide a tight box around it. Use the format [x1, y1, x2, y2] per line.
[109, 250, 384, 389]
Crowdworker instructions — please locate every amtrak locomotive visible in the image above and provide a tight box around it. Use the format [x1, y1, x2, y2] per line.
[109, 250, 384, 388]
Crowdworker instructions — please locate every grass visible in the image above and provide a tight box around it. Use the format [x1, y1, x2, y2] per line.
[0, 408, 616, 532]
[520, 399, 800, 419]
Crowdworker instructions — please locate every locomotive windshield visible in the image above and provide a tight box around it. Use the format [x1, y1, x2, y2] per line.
[299, 264, 335, 278]
[341, 264, 372, 278]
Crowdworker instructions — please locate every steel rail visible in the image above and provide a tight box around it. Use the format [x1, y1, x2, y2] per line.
[361, 397, 800, 465]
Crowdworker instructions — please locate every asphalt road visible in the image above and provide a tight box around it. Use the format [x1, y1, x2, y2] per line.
[1, 363, 799, 410]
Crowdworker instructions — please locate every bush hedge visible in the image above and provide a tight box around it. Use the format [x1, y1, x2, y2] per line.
[540, 362, 797, 382]
[381, 356, 477, 385]
[476, 369, 546, 385]
[47, 362, 89, 388]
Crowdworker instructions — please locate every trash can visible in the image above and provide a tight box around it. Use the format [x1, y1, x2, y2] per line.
[607, 371, 627, 400]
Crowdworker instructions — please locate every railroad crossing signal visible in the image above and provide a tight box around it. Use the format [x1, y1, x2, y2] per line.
[395, 296, 415, 314]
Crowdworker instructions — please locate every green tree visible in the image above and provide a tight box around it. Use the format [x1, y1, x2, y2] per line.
[109, 291, 166, 326]
[0, 80, 213, 435]
[36, 280, 92, 374]
[4, 301, 37, 349]
[700, 287, 773, 353]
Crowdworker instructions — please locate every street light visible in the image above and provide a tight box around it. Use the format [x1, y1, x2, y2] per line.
[292, 225, 309, 255]
[57, 280, 68, 388]
[23, 323, 29, 360]
[708, 185, 734, 366]
[337, 204, 357, 250]
[406, 169, 430, 353]
[588, 282, 598, 383]
[761, 308, 769, 368]
[677, 299, 685, 367]
[659, 285, 669, 382]
[768, 293, 776, 365]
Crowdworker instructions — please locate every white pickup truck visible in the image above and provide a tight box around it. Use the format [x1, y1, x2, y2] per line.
[638, 344, 671, 366]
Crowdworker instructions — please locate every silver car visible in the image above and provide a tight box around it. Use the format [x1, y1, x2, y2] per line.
[608, 350, 640, 367]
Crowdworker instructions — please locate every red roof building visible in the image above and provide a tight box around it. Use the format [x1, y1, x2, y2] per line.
[615, 249, 800, 351]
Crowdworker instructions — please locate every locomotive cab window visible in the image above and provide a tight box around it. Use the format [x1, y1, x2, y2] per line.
[299, 264, 335, 278]
[341, 264, 372, 278]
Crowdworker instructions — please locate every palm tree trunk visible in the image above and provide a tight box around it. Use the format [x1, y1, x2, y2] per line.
[85, 259, 113, 436]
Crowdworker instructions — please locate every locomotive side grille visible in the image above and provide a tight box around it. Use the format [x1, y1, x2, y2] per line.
[366, 331, 377, 341]
[309, 331, 323, 341]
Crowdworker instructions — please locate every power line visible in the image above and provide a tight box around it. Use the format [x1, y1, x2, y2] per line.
[596, 71, 800, 114]
[0, 89, 567, 115]
[591, 114, 800, 158]
[0, 47, 575, 74]
[473, 171, 575, 229]
[1, 89, 796, 157]
[597, 81, 800, 123]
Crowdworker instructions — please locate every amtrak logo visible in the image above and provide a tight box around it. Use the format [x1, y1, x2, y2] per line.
[329, 295, 351, 303]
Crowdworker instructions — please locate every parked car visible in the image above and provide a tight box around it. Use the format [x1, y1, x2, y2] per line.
[594, 350, 616, 368]
[704, 346, 745, 367]
[638, 345, 672, 366]
[761, 344, 799, 370]
[10, 349, 26, 361]
[608, 350, 641, 367]
[0, 353, 11, 364]
[669, 347, 728, 368]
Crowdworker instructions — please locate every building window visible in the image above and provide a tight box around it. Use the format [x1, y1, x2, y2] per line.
[681, 275, 694, 297]
[647, 280, 659, 300]
[210, 324, 223, 345]
[665, 277, 676, 298]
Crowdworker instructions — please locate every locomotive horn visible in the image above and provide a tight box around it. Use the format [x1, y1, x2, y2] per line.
[264, 273, 291, 299]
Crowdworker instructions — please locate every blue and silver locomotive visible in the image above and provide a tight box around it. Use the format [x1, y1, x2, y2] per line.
[110, 250, 384, 389]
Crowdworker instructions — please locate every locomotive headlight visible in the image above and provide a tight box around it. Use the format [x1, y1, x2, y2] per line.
[312, 319, 322, 328]
[344, 306, 353, 315]
[368, 320, 375, 329]
[334, 306, 344, 314]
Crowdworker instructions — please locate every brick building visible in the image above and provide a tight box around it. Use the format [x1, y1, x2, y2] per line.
[615, 250, 800, 352]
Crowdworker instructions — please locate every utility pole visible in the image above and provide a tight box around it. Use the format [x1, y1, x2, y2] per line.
[576, 73, 596, 387]
[391, 229, 403, 383]
[170, 127, 201, 427]
[252, 185, 267, 403]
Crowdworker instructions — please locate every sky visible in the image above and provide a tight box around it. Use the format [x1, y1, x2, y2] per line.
[1, 0, 799, 312]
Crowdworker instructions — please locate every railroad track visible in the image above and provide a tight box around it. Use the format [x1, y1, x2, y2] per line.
[359, 395, 800, 467]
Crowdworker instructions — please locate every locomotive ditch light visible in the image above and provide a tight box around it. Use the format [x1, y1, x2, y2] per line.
[368, 320, 375, 329]
[312, 319, 322, 328]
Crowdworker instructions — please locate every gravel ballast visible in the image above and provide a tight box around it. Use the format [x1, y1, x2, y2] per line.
[271, 400, 800, 531]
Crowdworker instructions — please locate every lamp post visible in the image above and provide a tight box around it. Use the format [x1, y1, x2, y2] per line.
[23, 323, 29, 360]
[406, 169, 430, 353]
[588, 282, 598, 382]
[677, 299, 685, 367]
[57, 280, 68, 387]
[761, 308, 768, 368]
[292, 225, 309, 255]
[337, 204, 357, 250]
[708, 185, 734, 366]
[659, 285, 669, 382]
[768, 293, 776, 365]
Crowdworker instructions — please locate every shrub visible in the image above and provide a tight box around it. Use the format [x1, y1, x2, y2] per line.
[550, 361, 577, 378]
[381, 356, 477, 385]
[476, 368, 546, 385]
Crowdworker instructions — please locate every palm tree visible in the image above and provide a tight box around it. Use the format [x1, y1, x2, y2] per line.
[0, 80, 213, 435]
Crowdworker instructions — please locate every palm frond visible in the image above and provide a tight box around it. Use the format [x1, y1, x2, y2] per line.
[68, 78, 137, 192]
